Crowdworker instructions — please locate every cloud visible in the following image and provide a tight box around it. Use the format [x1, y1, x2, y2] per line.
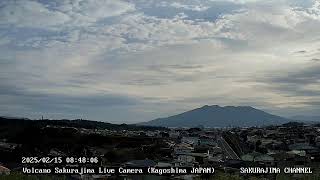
[0, 0, 135, 29]
[1, 0, 320, 122]
[167, 2, 210, 12]
[0, 1, 70, 28]
[294, 50, 307, 53]
[0, 80, 140, 121]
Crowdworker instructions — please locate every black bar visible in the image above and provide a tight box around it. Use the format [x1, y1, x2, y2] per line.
[21, 166, 216, 175]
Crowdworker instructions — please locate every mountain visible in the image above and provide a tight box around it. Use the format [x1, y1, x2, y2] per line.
[139, 105, 290, 128]
[290, 115, 320, 122]
[0, 117, 167, 131]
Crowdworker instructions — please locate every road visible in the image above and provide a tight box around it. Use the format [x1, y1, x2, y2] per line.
[217, 136, 240, 160]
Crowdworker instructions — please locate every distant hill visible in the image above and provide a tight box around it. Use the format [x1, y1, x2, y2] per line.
[0, 116, 167, 131]
[139, 105, 291, 128]
[290, 115, 320, 122]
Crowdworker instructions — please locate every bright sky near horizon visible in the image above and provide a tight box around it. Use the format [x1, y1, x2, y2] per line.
[1, 0, 320, 123]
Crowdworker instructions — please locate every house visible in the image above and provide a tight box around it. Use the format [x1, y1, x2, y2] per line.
[288, 143, 318, 152]
[287, 150, 306, 157]
[169, 131, 180, 138]
[175, 154, 196, 167]
[241, 152, 275, 165]
[254, 154, 275, 165]
[269, 151, 295, 162]
[199, 136, 217, 146]
[146, 131, 156, 137]
[241, 152, 262, 162]
[176, 152, 209, 166]
[211, 146, 223, 155]
[181, 137, 199, 146]
[208, 154, 224, 166]
[174, 143, 194, 154]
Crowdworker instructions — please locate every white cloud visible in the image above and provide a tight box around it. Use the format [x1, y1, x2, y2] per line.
[161, 2, 209, 11]
[0, 1, 70, 28]
[0, 0, 135, 29]
[1, 0, 320, 121]
[54, 0, 135, 26]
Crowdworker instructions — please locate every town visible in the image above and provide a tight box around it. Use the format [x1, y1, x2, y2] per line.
[0, 117, 320, 179]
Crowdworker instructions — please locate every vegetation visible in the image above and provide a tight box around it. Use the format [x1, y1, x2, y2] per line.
[0, 117, 167, 133]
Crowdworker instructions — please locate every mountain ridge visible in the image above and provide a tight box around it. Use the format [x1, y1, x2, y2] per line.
[139, 105, 291, 128]
[290, 115, 320, 122]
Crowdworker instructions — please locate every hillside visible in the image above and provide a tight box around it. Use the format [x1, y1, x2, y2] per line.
[0, 116, 167, 132]
[139, 105, 290, 128]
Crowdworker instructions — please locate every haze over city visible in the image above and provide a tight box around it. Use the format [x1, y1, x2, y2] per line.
[1, 0, 320, 123]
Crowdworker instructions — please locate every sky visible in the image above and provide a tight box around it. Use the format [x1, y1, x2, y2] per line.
[1, 0, 320, 123]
